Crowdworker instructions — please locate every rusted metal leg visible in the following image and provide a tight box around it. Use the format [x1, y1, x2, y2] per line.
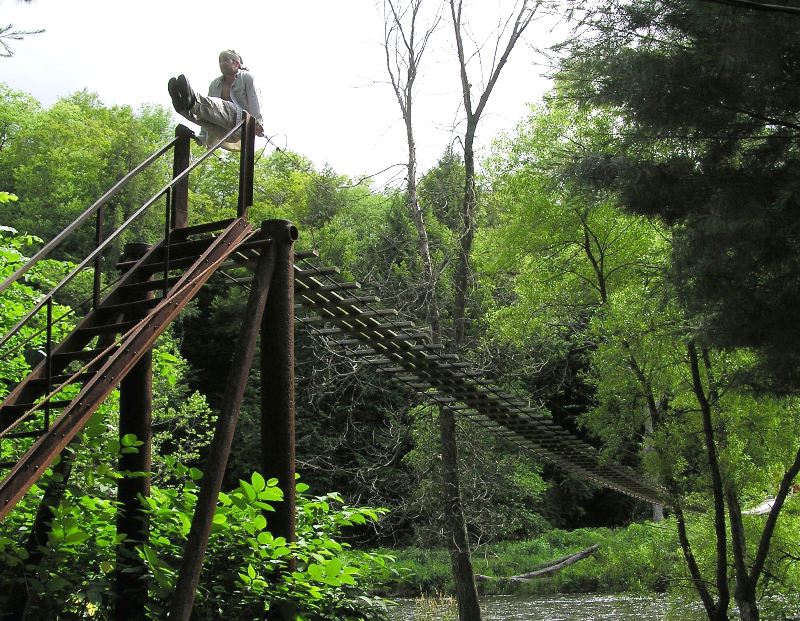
[169, 239, 277, 621]
[260, 220, 298, 621]
[237, 114, 256, 219]
[115, 242, 153, 621]
[115, 350, 152, 620]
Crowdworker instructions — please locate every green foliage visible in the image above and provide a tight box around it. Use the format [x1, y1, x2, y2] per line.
[376, 522, 678, 596]
[0, 226, 74, 398]
[0, 87, 172, 259]
[0, 422, 393, 620]
[558, 0, 800, 387]
[140, 465, 392, 620]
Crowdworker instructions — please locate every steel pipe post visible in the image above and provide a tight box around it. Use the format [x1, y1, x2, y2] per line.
[170, 239, 277, 621]
[115, 242, 153, 621]
[171, 125, 193, 230]
[260, 220, 298, 569]
[237, 113, 256, 219]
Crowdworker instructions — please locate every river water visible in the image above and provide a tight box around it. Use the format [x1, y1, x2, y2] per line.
[391, 593, 800, 620]
[390, 594, 674, 620]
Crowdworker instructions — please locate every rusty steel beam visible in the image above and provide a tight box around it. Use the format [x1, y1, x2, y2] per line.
[261, 220, 299, 577]
[0, 219, 253, 521]
[170, 236, 276, 621]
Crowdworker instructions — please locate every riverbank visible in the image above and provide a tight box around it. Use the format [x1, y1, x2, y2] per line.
[389, 593, 672, 621]
[373, 522, 678, 597]
[370, 519, 800, 619]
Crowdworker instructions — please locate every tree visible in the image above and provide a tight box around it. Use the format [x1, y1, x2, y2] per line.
[482, 91, 800, 621]
[559, 0, 800, 390]
[383, 0, 443, 337]
[0, 24, 44, 58]
[0, 89, 172, 261]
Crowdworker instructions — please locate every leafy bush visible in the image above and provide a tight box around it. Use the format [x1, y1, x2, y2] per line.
[0, 417, 393, 620]
[375, 522, 679, 596]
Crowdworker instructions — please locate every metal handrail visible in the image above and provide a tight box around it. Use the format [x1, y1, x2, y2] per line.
[0, 138, 179, 297]
[0, 117, 250, 352]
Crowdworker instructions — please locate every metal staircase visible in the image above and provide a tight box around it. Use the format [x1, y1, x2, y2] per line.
[0, 116, 262, 524]
[0, 217, 258, 518]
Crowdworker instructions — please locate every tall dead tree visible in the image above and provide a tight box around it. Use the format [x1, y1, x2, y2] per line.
[450, 0, 537, 345]
[383, 3, 487, 619]
[383, 0, 443, 338]
[384, 2, 538, 619]
[444, 3, 537, 620]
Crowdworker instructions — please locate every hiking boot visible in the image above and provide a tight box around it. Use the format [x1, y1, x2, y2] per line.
[168, 77, 186, 112]
[176, 74, 196, 110]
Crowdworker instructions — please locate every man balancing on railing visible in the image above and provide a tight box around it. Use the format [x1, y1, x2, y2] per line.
[168, 49, 264, 150]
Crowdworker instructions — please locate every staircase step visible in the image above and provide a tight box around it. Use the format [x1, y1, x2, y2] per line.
[116, 237, 216, 271]
[52, 346, 117, 366]
[4, 429, 44, 440]
[117, 276, 180, 296]
[120, 254, 202, 275]
[1, 399, 74, 415]
[156, 236, 216, 258]
[95, 297, 159, 317]
[26, 372, 95, 390]
[77, 320, 140, 337]
[172, 218, 237, 239]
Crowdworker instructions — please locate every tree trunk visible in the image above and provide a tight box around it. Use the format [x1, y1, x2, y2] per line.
[452, 126, 477, 345]
[384, 5, 476, 618]
[475, 544, 600, 582]
[734, 585, 760, 621]
[687, 342, 730, 619]
[440, 406, 482, 621]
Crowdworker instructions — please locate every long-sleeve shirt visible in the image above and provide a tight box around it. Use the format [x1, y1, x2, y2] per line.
[207, 70, 263, 124]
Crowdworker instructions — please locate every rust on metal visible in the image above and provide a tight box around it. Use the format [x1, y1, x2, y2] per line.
[261, 220, 299, 573]
[0, 218, 253, 521]
[171, 126, 193, 229]
[170, 236, 276, 621]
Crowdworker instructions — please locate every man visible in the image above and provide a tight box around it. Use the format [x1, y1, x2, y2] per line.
[168, 50, 264, 150]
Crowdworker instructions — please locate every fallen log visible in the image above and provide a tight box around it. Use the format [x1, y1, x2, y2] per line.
[475, 544, 600, 583]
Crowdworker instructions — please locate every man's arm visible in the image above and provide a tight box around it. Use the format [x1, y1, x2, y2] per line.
[242, 72, 264, 137]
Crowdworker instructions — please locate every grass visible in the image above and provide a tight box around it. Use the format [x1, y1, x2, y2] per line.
[372, 521, 678, 596]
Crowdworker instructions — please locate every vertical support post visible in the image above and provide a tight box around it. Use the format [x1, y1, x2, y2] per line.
[115, 242, 153, 621]
[93, 204, 105, 309]
[237, 113, 256, 219]
[170, 241, 277, 621]
[260, 220, 298, 571]
[172, 125, 193, 230]
[45, 296, 52, 431]
[163, 188, 172, 299]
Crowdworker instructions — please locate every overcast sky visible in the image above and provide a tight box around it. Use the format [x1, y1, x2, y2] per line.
[2, 0, 563, 187]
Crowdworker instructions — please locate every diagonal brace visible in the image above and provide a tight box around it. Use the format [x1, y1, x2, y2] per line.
[169, 237, 276, 620]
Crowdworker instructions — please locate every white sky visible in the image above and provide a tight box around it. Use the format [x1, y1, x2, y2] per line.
[1, 0, 563, 187]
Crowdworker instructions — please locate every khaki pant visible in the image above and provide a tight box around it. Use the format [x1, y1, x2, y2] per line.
[180, 94, 242, 151]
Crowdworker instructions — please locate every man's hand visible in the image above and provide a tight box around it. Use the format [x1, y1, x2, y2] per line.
[255, 122, 264, 138]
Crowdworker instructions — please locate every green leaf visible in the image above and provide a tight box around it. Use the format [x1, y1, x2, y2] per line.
[240, 480, 256, 502]
[307, 563, 324, 580]
[64, 530, 90, 544]
[251, 471, 266, 492]
[253, 514, 267, 531]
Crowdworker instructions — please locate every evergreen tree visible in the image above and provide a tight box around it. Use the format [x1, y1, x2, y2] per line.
[559, 0, 800, 388]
